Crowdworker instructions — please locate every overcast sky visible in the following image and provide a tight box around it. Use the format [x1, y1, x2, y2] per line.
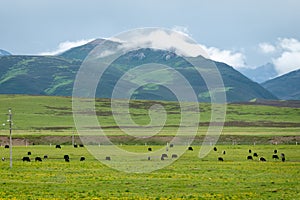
[1, 0, 300, 74]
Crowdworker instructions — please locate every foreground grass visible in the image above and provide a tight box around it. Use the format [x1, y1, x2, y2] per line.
[0, 145, 299, 199]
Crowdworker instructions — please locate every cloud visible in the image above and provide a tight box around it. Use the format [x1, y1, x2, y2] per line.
[264, 37, 300, 75]
[278, 38, 300, 51]
[273, 51, 300, 75]
[201, 46, 246, 68]
[259, 42, 276, 53]
[39, 39, 94, 55]
[111, 28, 246, 68]
[171, 25, 190, 37]
[113, 28, 208, 58]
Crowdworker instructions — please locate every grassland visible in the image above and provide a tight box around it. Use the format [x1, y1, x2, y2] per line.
[0, 95, 299, 134]
[0, 95, 299, 199]
[0, 145, 299, 199]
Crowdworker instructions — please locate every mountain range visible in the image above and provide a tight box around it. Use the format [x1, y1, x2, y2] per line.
[0, 39, 298, 102]
[239, 63, 278, 83]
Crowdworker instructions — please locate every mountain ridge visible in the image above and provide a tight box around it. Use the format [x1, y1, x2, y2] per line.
[262, 68, 300, 100]
[0, 49, 12, 56]
[0, 39, 278, 102]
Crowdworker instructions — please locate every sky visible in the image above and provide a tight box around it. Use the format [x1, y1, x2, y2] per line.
[1, 0, 300, 75]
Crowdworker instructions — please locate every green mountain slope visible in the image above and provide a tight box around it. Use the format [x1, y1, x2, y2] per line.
[262, 69, 300, 100]
[0, 56, 80, 95]
[0, 40, 277, 102]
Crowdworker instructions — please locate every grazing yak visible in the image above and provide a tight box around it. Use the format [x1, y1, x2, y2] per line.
[247, 155, 253, 160]
[260, 157, 266, 162]
[80, 156, 85, 161]
[253, 153, 258, 157]
[188, 146, 193, 151]
[4, 145, 9, 149]
[22, 157, 31, 162]
[105, 156, 111, 161]
[64, 155, 70, 162]
[272, 154, 279, 159]
[172, 154, 178, 159]
[248, 149, 252, 153]
[148, 147, 152, 151]
[213, 147, 217, 151]
[161, 154, 168, 158]
[35, 157, 42, 162]
[55, 145, 61, 149]
[74, 144, 78, 148]
[218, 157, 224, 161]
[274, 149, 277, 154]
[27, 152, 31, 155]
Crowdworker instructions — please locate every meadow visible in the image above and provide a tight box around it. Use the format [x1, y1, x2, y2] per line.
[0, 145, 299, 199]
[0, 95, 299, 199]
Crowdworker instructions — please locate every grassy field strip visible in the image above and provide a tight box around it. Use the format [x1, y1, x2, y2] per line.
[0, 145, 299, 199]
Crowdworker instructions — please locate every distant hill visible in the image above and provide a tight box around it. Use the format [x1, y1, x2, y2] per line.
[0, 49, 11, 56]
[262, 69, 300, 100]
[239, 63, 278, 83]
[0, 39, 277, 102]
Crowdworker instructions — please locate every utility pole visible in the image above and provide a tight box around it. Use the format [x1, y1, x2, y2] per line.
[8, 108, 12, 168]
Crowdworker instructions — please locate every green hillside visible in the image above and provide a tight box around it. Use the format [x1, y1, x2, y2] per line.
[0, 40, 277, 102]
[262, 69, 300, 100]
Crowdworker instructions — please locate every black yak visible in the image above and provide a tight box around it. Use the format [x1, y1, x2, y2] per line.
[171, 154, 178, 159]
[35, 157, 42, 162]
[260, 157, 266, 162]
[22, 157, 30, 162]
[80, 156, 85, 161]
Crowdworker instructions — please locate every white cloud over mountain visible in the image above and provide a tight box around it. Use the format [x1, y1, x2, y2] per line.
[200, 46, 246, 68]
[39, 39, 94, 55]
[38, 28, 247, 69]
[259, 38, 300, 75]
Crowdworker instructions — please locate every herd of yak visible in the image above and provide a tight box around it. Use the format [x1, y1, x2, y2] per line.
[1, 144, 286, 163]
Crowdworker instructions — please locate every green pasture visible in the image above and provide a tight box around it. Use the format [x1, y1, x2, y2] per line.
[0, 95, 299, 137]
[0, 144, 299, 199]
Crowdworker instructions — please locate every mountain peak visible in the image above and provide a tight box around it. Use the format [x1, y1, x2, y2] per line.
[0, 49, 12, 56]
[239, 63, 278, 83]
